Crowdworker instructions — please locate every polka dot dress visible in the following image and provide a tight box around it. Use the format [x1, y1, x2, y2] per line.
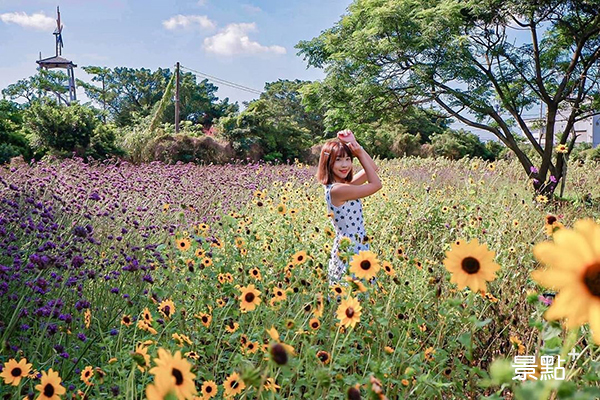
[324, 183, 370, 285]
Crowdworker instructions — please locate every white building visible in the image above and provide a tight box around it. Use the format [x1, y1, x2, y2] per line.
[523, 105, 600, 147]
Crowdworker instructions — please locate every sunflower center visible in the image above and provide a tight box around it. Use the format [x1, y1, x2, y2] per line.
[11, 367, 22, 377]
[172, 368, 184, 385]
[360, 260, 371, 270]
[206, 385, 213, 393]
[547, 216, 557, 225]
[312, 322, 319, 328]
[231, 380, 239, 389]
[346, 307, 355, 318]
[318, 353, 328, 362]
[43, 383, 55, 397]
[245, 292, 255, 302]
[583, 263, 600, 298]
[461, 257, 480, 274]
[202, 316, 208, 323]
[298, 256, 304, 262]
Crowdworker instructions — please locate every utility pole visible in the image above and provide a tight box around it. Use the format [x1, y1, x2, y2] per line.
[175, 62, 180, 134]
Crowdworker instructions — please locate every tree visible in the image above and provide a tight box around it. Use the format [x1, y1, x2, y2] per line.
[78, 67, 238, 128]
[0, 100, 31, 163]
[22, 100, 123, 159]
[2, 70, 70, 105]
[297, 0, 600, 195]
[218, 79, 323, 162]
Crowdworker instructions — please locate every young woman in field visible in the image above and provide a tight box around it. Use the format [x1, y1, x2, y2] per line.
[316, 130, 382, 284]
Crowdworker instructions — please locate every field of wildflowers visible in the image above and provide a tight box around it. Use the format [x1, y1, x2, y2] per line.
[1, 156, 599, 399]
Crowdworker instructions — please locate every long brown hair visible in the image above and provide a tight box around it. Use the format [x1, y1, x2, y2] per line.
[315, 140, 354, 185]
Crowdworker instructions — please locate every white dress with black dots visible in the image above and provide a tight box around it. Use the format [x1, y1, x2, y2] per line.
[324, 183, 370, 284]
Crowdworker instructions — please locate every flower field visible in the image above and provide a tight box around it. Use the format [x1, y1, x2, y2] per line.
[1, 156, 600, 399]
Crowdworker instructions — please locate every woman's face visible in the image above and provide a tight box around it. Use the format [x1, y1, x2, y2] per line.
[332, 153, 352, 181]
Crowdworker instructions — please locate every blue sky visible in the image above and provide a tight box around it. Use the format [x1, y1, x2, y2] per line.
[0, 0, 351, 106]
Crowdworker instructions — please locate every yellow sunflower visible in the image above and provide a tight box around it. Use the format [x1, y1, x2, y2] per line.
[349, 250, 381, 280]
[80, 366, 94, 386]
[249, 267, 262, 281]
[532, 219, 600, 343]
[239, 284, 262, 312]
[121, 314, 132, 327]
[316, 350, 330, 365]
[223, 372, 246, 397]
[35, 368, 66, 400]
[443, 238, 501, 293]
[276, 203, 286, 215]
[309, 318, 321, 330]
[194, 312, 212, 328]
[158, 299, 176, 320]
[292, 250, 308, 265]
[132, 343, 151, 372]
[176, 238, 191, 252]
[148, 348, 197, 399]
[336, 296, 362, 329]
[0, 358, 32, 386]
[200, 380, 218, 399]
[556, 144, 568, 153]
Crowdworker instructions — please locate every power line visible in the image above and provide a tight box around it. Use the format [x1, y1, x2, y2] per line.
[180, 65, 262, 95]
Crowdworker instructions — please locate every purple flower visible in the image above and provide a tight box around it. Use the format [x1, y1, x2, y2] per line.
[538, 295, 553, 306]
[77, 333, 87, 342]
[549, 175, 557, 183]
[530, 166, 539, 174]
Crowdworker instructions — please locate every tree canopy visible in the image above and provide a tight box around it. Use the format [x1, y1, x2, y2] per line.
[297, 0, 600, 194]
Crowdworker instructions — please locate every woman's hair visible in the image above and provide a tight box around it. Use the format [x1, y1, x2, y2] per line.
[316, 140, 354, 185]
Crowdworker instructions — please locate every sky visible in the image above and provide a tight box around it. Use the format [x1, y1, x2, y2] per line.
[0, 0, 350, 106]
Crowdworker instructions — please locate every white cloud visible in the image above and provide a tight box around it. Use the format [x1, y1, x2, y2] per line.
[241, 4, 262, 14]
[0, 11, 55, 31]
[203, 23, 286, 56]
[162, 14, 216, 30]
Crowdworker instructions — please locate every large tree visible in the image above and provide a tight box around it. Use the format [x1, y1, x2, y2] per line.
[78, 67, 237, 128]
[297, 0, 600, 195]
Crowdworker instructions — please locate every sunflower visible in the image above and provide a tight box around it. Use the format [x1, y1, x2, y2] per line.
[200, 380, 218, 399]
[158, 299, 176, 320]
[121, 314, 132, 327]
[194, 248, 205, 258]
[330, 284, 346, 297]
[176, 238, 191, 252]
[382, 261, 395, 276]
[276, 203, 287, 215]
[349, 250, 381, 280]
[80, 366, 93, 386]
[225, 320, 240, 333]
[532, 219, 600, 343]
[149, 348, 197, 399]
[556, 144, 568, 153]
[84, 309, 91, 329]
[309, 318, 321, 330]
[132, 343, 151, 372]
[272, 287, 287, 302]
[263, 377, 280, 393]
[142, 307, 153, 324]
[0, 358, 32, 386]
[244, 341, 259, 354]
[292, 250, 308, 265]
[336, 296, 362, 329]
[202, 257, 213, 268]
[249, 267, 262, 281]
[394, 246, 405, 258]
[223, 372, 246, 397]
[239, 284, 262, 313]
[316, 350, 330, 365]
[536, 194, 549, 204]
[443, 238, 501, 293]
[234, 237, 245, 248]
[324, 227, 335, 238]
[35, 368, 66, 400]
[195, 312, 212, 328]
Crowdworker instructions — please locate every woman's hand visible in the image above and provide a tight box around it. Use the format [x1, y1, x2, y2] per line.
[337, 129, 356, 144]
[346, 141, 363, 157]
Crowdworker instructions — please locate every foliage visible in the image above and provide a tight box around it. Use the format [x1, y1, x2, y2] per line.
[78, 66, 238, 128]
[431, 129, 502, 160]
[218, 80, 321, 162]
[296, 0, 600, 195]
[21, 100, 123, 160]
[2, 69, 71, 105]
[0, 100, 31, 164]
